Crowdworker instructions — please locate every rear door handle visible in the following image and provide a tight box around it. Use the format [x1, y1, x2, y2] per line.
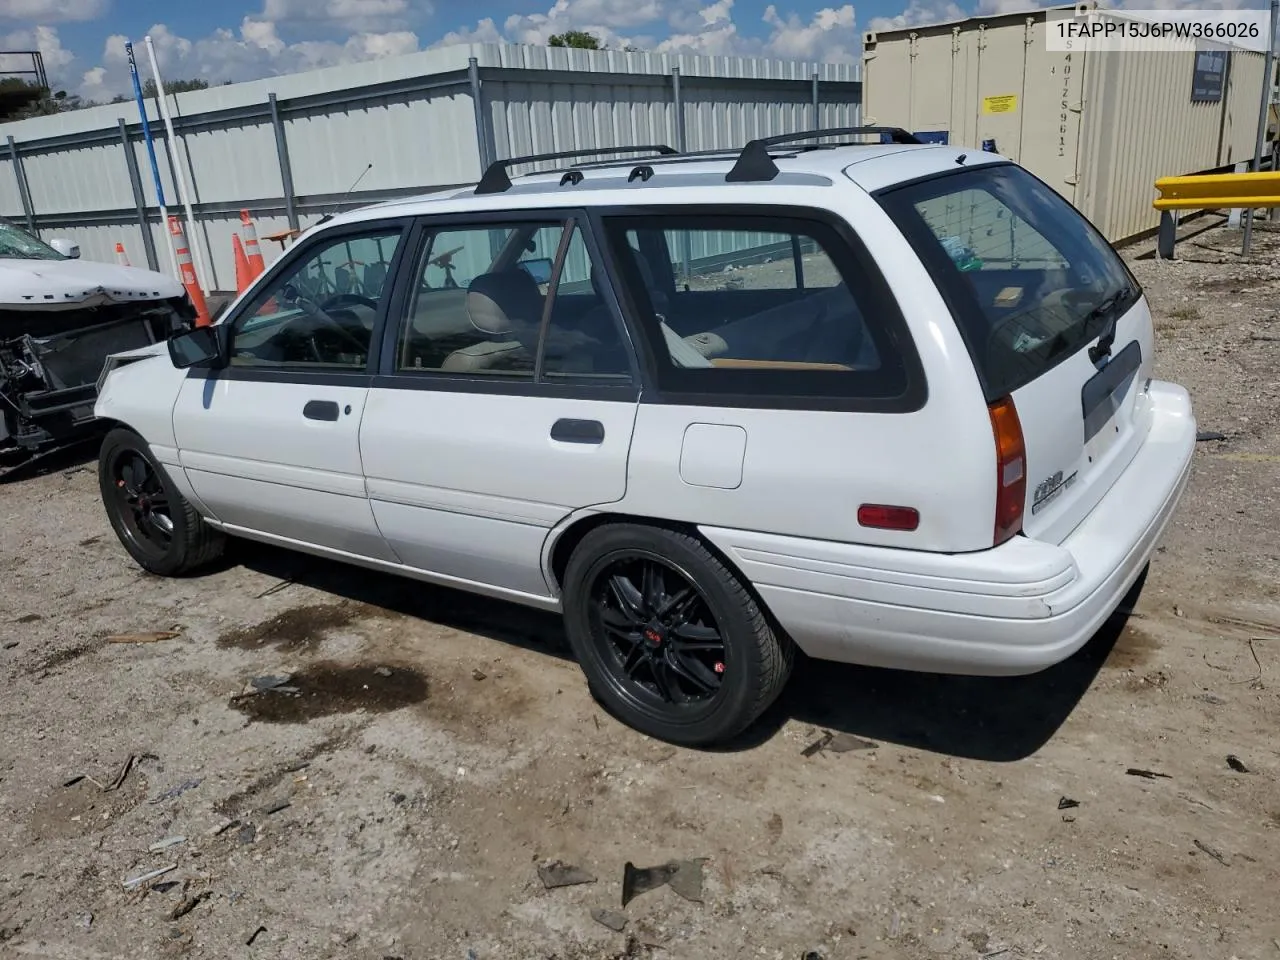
[303, 400, 340, 422]
[551, 418, 605, 444]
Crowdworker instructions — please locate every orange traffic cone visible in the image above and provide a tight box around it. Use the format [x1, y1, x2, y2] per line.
[115, 242, 130, 266]
[232, 233, 253, 295]
[168, 216, 211, 327]
[240, 209, 266, 280]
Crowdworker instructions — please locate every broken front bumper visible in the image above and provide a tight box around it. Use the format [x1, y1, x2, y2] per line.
[1, 297, 193, 458]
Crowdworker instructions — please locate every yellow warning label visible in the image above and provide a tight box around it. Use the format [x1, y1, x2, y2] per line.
[982, 94, 1018, 114]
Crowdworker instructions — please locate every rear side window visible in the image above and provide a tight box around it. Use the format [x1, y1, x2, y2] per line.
[394, 219, 631, 381]
[877, 164, 1140, 399]
[599, 212, 921, 408]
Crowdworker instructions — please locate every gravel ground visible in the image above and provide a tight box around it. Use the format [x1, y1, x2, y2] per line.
[1, 220, 1279, 960]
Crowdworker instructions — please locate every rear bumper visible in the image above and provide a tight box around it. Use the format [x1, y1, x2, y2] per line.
[699, 380, 1196, 675]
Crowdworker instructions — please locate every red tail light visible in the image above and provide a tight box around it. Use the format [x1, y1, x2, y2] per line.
[989, 395, 1026, 545]
[858, 504, 920, 531]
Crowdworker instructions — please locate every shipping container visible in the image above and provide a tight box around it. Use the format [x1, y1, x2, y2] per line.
[862, 5, 1267, 243]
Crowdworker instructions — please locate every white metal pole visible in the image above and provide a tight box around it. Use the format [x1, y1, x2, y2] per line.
[1244, 0, 1279, 255]
[144, 35, 212, 295]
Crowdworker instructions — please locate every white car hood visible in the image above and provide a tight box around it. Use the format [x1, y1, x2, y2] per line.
[0, 257, 184, 311]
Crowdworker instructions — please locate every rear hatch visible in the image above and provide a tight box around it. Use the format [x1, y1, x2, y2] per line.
[875, 161, 1152, 546]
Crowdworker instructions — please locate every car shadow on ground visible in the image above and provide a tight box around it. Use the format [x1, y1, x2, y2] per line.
[231, 542, 1141, 763]
[230, 541, 574, 662]
[736, 594, 1136, 762]
[0, 437, 99, 485]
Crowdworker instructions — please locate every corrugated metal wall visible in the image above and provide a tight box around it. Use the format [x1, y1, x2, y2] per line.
[0, 154, 23, 217]
[1076, 46, 1264, 240]
[863, 9, 1268, 243]
[0, 42, 860, 292]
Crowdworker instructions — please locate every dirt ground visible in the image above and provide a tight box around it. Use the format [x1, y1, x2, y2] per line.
[2, 219, 1279, 960]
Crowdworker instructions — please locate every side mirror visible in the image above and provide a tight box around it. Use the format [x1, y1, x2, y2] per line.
[168, 324, 230, 369]
[49, 238, 80, 259]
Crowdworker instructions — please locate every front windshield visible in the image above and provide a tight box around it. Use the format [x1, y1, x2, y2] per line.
[0, 220, 65, 261]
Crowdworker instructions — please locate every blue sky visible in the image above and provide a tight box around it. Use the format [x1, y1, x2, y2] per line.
[0, 0, 1257, 100]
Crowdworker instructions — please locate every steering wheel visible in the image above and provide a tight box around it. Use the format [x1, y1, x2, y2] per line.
[320, 293, 378, 313]
[285, 286, 372, 362]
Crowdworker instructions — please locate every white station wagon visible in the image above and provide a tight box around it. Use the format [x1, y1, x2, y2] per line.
[93, 128, 1196, 745]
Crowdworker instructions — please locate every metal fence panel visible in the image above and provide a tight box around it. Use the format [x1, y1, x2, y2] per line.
[0, 42, 861, 289]
[486, 78, 675, 174]
[284, 90, 479, 196]
[180, 121, 283, 204]
[0, 154, 21, 215]
[23, 140, 136, 214]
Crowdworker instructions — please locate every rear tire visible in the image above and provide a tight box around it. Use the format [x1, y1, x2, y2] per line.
[562, 523, 792, 746]
[98, 427, 224, 577]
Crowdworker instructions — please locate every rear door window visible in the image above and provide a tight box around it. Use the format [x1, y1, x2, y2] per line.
[876, 164, 1140, 399]
[598, 211, 922, 409]
[393, 217, 632, 381]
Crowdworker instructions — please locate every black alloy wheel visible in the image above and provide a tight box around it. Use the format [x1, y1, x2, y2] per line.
[563, 523, 793, 746]
[107, 447, 175, 561]
[98, 427, 225, 577]
[589, 554, 728, 708]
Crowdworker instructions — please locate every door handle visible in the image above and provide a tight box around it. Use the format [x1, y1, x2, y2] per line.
[303, 400, 340, 422]
[551, 418, 605, 444]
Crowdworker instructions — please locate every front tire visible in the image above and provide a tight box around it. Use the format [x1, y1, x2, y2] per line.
[98, 427, 224, 577]
[562, 523, 792, 746]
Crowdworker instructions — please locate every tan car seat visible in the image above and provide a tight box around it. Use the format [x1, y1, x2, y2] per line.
[440, 269, 543, 373]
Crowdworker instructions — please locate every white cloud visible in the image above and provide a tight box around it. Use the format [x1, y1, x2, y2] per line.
[258, 0, 431, 31]
[975, 0, 1044, 13]
[241, 17, 287, 55]
[556, 0, 666, 28]
[655, 21, 744, 55]
[348, 29, 419, 57]
[868, 0, 965, 31]
[437, 0, 860, 62]
[76, 18, 422, 100]
[433, 17, 505, 46]
[761, 4, 858, 60]
[47, 0, 875, 104]
[497, 0, 645, 47]
[654, 0, 742, 53]
[0, 24, 76, 76]
[0, 0, 106, 23]
[668, 0, 735, 31]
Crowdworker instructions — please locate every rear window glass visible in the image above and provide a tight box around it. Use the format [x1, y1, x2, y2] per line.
[877, 163, 1140, 399]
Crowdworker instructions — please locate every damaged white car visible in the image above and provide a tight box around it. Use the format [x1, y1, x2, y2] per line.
[0, 217, 196, 472]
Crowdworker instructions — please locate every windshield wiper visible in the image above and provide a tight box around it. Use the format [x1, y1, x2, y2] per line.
[1086, 290, 1127, 364]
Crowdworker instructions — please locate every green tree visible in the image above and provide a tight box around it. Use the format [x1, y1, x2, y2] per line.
[111, 78, 211, 106]
[142, 77, 210, 97]
[548, 30, 602, 49]
[0, 79, 98, 119]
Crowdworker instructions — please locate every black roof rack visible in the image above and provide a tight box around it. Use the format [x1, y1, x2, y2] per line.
[475, 144, 678, 195]
[568, 146, 745, 171]
[725, 126, 923, 183]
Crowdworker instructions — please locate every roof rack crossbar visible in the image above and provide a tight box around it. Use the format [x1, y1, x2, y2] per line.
[475, 144, 678, 195]
[725, 126, 923, 183]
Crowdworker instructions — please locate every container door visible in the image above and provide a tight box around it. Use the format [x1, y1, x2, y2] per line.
[973, 23, 1028, 161]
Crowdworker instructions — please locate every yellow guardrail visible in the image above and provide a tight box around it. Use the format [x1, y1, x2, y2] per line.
[1153, 170, 1280, 210]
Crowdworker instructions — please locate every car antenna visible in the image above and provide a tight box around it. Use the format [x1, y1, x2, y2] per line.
[317, 163, 373, 225]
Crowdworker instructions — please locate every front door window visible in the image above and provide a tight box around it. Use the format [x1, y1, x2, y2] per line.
[230, 229, 403, 370]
